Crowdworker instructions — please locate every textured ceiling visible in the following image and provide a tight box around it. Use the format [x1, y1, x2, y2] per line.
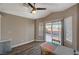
[0, 3, 76, 19]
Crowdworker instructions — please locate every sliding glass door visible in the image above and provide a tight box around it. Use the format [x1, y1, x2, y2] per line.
[52, 21, 62, 45]
[45, 23, 52, 42]
[45, 21, 63, 45]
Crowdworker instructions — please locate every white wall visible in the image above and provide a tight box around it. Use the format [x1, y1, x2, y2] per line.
[1, 13, 34, 48]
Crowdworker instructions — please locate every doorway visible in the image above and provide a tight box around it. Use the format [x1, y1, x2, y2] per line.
[45, 21, 63, 45]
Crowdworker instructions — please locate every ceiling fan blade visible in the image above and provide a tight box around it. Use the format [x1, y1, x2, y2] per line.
[36, 8, 46, 10]
[23, 3, 29, 7]
[28, 3, 35, 9]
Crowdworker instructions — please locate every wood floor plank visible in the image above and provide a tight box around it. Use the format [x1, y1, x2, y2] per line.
[8, 41, 44, 55]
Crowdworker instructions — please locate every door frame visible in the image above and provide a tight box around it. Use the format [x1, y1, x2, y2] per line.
[44, 19, 64, 45]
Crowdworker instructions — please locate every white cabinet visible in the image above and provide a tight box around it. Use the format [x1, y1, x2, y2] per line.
[0, 40, 11, 54]
[0, 43, 3, 54]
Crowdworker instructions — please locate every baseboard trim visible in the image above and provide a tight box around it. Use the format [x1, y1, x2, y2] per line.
[35, 40, 45, 41]
[11, 40, 34, 48]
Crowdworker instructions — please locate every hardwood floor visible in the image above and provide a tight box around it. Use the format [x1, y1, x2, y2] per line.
[8, 41, 44, 55]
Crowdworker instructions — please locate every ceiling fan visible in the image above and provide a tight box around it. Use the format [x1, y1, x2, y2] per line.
[23, 3, 46, 14]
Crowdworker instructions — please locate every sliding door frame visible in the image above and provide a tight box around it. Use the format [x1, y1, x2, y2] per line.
[44, 19, 64, 45]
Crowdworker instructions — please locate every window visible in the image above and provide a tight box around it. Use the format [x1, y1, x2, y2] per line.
[45, 23, 52, 42]
[38, 22, 44, 40]
[45, 20, 63, 45]
[52, 21, 62, 45]
[64, 16, 72, 43]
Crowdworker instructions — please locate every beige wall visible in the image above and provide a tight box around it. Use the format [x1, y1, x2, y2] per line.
[64, 4, 78, 49]
[0, 15, 1, 40]
[0, 4, 79, 50]
[0, 12, 34, 48]
[35, 4, 78, 50]
[77, 4, 79, 50]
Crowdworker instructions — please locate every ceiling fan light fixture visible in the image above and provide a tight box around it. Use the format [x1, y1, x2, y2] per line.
[27, 3, 46, 14]
[32, 9, 36, 14]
